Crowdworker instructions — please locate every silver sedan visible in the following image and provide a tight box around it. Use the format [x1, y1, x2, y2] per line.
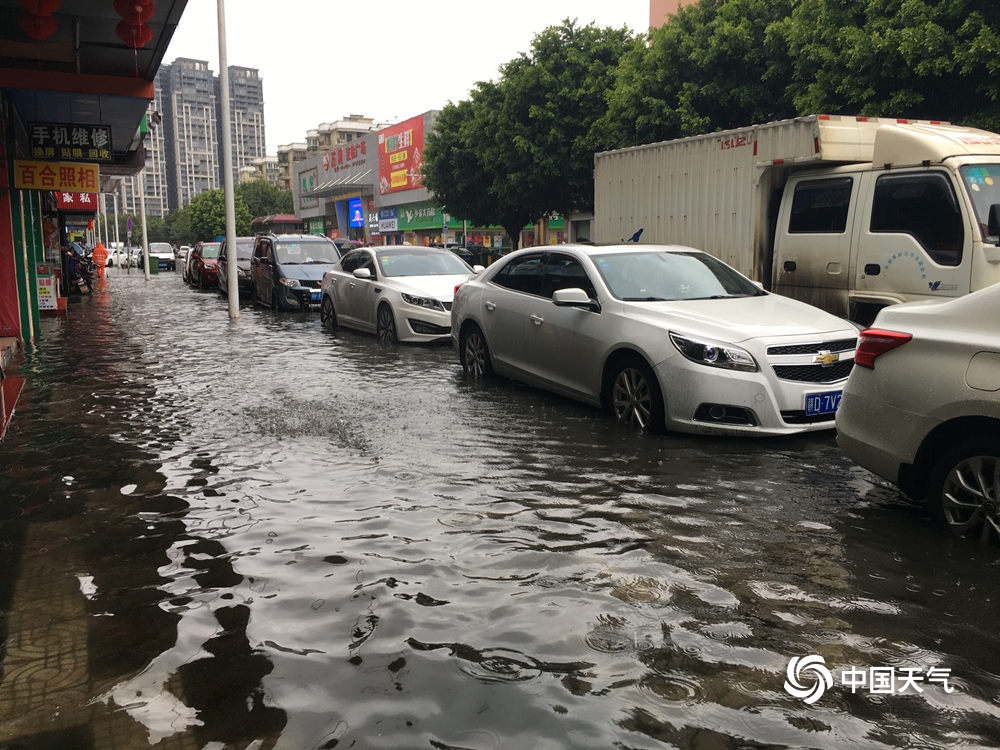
[452, 243, 860, 437]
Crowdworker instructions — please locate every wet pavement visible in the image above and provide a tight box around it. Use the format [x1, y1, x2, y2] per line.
[1, 268, 998, 750]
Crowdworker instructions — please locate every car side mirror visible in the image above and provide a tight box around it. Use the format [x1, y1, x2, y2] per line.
[353, 268, 372, 279]
[552, 287, 600, 311]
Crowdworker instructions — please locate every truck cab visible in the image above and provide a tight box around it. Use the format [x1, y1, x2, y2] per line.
[773, 124, 1000, 322]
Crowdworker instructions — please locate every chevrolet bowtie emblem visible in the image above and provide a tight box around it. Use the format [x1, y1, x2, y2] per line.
[814, 351, 839, 366]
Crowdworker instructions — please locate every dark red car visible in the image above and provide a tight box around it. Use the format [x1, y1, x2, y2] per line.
[189, 241, 222, 289]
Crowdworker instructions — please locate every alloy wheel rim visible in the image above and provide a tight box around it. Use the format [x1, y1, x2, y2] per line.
[941, 455, 1000, 544]
[612, 367, 651, 430]
[464, 334, 485, 377]
[377, 308, 394, 343]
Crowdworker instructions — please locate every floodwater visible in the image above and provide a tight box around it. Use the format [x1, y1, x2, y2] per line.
[1, 269, 998, 750]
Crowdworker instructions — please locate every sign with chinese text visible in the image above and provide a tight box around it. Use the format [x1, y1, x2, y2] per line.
[377, 115, 424, 195]
[14, 161, 99, 193]
[323, 141, 368, 174]
[36, 264, 56, 310]
[300, 167, 318, 210]
[29, 122, 112, 162]
[55, 192, 99, 211]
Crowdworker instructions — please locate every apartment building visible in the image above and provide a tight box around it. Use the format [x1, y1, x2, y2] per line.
[118, 58, 265, 217]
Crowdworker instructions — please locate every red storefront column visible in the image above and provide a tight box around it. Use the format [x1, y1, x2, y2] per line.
[0, 114, 22, 340]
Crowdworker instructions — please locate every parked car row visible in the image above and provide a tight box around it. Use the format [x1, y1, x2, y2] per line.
[176, 235, 1000, 544]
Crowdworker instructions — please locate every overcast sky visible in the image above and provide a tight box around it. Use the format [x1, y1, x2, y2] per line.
[164, 0, 651, 151]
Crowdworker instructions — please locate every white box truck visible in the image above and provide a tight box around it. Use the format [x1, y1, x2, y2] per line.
[594, 114, 1000, 322]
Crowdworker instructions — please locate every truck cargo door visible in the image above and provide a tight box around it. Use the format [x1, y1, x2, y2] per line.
[854, 170, 971, 311]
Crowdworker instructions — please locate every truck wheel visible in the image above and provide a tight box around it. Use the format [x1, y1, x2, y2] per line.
[606, 355, 665, 433]
[927, 436, 1000, 544]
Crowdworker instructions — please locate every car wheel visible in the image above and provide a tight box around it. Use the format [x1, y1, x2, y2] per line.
[376, 304, 397, 344]
[198, 271, 205, 290]
[607, 355, 665, 433]
[460, 325, 493, 378]
[320, 295, 338, 330]
[927, 436, 1000, 544]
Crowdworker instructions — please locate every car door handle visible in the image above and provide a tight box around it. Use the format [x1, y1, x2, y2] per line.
[530, 314, 544, 326]
[485, 301, 496, 311]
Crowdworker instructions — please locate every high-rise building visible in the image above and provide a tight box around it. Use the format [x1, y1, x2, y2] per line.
[118, 58, 265, 218]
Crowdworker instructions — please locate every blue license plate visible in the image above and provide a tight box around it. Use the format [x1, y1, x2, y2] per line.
[805, 390, 842, 416]
[311, 290, 321, 303]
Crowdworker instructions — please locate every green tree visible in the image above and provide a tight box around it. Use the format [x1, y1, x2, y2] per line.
[423, 19, 637, 249]
[188, 189, 252, 241]
[603, 0, 795, 145]
[781, 0, 1000, 126]
[164, 205, 192, 246]
[235, 179, 293, 219]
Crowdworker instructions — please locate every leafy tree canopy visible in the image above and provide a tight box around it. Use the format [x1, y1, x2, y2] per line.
[188, 189, 252, 241]
[235, 179, 293, 219]
[423, 19, 638, 248]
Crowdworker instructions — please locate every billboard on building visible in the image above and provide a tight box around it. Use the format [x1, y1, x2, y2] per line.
[377, 115, 424, 195]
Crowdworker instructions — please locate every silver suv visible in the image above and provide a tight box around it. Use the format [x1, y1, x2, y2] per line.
[836, 284, 1000, 542]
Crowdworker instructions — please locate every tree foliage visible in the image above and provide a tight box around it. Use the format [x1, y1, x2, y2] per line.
[602, 0, 796, 145]
[601, 0, 1000, 143]
[423, 19, 637, 248]
[779, 0, 1000, 127]
[235, 179, 293, 219]
[188, 189, 252, 241]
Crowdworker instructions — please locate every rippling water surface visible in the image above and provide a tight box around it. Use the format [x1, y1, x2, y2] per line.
[1, 270, 998, 749]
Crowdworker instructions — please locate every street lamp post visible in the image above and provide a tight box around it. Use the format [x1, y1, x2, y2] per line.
[218, 0, 239, 320]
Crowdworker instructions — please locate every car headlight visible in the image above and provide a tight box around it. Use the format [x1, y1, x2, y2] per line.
[279, 277, 299, 288]
[237, 268, 248, 277]
[204, 263, 217, 270]
[401, 292, 445, 311]
[669, 332, 758, 372]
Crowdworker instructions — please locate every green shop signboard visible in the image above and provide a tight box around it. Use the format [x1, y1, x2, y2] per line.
[396, 203, 450, 231]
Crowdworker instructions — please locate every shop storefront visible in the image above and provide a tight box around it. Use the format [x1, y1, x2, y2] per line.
[295, 135, 377, 244]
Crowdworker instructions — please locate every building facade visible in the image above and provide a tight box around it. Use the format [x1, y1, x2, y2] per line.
[118, 58, 265, 218]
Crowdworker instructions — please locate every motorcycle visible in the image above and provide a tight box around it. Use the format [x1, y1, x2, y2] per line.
[65, 251, 95, 294]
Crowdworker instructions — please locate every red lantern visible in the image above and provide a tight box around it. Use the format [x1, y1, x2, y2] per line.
[18, 10, 58, 39]
[116, 20, 153, 48]
[20, 0, 61, 15]
[113, 0, 155, 24]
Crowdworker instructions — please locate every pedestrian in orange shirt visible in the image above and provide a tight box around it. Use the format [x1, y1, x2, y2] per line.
[91, 241, 108, 279]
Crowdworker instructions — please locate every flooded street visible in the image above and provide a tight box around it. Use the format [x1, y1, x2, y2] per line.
[1, 269, 999, 750]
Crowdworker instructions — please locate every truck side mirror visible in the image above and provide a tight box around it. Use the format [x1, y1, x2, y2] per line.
[988, 204, 1000, 243]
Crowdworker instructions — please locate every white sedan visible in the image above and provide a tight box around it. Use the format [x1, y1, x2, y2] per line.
[451, 243, 860, 437]
[320, 246, 480, 344]
[836, 283, 1000, 542]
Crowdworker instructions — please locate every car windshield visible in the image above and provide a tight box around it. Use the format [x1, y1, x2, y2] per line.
[377, 250, 471, 277]
[201, 244, 221, 259]
[150, 244, 173, 254]
[592, 250, 765, 301]
[275, 240, 339, 264]
[236, 241, 254, 259]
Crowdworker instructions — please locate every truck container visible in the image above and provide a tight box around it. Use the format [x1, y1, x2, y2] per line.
[594, 114, 1000, 322]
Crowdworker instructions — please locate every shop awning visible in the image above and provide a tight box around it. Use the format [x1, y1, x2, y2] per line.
[304, 168, 375, 198]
